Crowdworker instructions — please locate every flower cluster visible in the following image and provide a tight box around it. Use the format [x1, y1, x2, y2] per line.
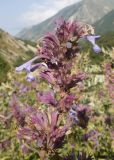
[11, 95, 71, 159]
[16, 19, 101, 83]
[69, 104, 92, 128]
[11, 19, 101, 159]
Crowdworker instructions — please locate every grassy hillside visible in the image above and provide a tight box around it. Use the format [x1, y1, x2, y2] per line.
[0, 29, 37, 83]
[0, 54, 11, 83]
[94, 9, 114, 34]
[0, 29, 37, 65]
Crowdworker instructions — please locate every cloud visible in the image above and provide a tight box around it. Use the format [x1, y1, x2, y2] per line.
[21, 0, 80, 26]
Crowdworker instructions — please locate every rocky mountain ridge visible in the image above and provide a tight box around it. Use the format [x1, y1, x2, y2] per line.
[17, 0, 114, 41]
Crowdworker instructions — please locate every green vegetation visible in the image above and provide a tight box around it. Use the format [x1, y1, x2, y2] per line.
[0, 32, 3, 39]
[23, 40, 37, 47]
[98, 31, 114, 49]
[0, 47, 114, 159]
[16, 38, 37, 47]
[94, 9, 114, 34]
[13, 50, 35, 67]
[0, 54, 11, 83]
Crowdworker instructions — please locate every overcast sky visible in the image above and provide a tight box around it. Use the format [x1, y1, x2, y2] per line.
[0, 0, 80, 35]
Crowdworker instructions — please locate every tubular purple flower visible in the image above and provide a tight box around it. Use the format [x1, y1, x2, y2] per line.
[15, 56, 40, 72]
[85, 35, 101, 53]
[16, 56, 48, 82]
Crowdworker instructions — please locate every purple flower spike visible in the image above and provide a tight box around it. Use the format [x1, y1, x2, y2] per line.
[85, 35, 101, 53]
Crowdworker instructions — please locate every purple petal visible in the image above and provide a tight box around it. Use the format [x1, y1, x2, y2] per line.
[17, 128, 31, 140]
[86, 35, 100, 44]
[93, 44, 101, 53]
[86, 35, 96, 45]
[10, 94, 25, 126]
[95, 35, 101, 39]
[40, 71, 55, 84]
[26, 74, 36, 82]
[31, 113, 44, 128]
[64, 95, 75, 105]
[44, 33, 60, 47]
[51, 111, 58, 130]
[21, 144, 30, 154]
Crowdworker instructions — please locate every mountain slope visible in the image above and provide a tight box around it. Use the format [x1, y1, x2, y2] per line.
[94, 9, 114, 34]
[17, 0, 114, 41]
[0, 29, 36, 66]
